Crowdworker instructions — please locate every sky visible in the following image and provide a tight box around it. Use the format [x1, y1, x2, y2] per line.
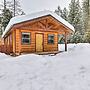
[0, 0, 82, 14]
[21, 0, 71, 14]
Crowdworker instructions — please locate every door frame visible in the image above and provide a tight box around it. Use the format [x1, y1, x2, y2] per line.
[35, 33, 44, 52]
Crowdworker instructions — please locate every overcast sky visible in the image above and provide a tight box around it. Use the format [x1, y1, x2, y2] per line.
[21, 0, 71, 14]
[0, 0, 82, 14]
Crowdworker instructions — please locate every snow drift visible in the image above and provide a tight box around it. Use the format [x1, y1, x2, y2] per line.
[0, 43, 90, 90]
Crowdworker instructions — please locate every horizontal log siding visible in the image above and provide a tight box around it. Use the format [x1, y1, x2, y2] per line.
[1, 32, 13, 54]
[44, 32, 58, 52]
[20, 30, 35, 53]
[16, 29, 58, 53]
[15, 29, 21, 54]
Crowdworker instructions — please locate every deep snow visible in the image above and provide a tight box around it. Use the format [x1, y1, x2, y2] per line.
[0, 43, 90, 90]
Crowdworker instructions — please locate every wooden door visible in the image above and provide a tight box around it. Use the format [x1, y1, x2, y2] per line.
[36, 34, 43, 52]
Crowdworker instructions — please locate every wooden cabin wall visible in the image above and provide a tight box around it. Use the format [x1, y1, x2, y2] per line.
[17, 29, 36, 53]
[44, 32, 58, 52]
[15, 29, 58, 54]
[15, 29, 21, 54]
[3, 32, 13, 54]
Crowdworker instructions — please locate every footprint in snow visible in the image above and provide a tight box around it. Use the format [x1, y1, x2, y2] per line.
[79, 66, 86, 73]
[78, 66, 87, 78]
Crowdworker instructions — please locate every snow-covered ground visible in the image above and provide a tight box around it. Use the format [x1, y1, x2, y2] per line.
[0, 43, 90, 90]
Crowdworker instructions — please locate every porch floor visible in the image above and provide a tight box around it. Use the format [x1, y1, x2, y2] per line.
[35, 51, 63, 55]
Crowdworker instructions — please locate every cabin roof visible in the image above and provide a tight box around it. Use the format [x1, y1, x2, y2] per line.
[2, 10, 75, 38]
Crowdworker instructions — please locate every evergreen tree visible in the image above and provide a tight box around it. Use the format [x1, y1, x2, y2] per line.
[62, 8, 68, 21]
[70, 31, 84, 43]
[68, 0, 76, 26]
[55, 6, 68, 21]
[6, 0, 25, 16]
[0, 0, 25, 17]
[0, 0, 25, 35]
[82, 0, 89, 31]
[68, 0, 84, 43]
[83, 0, 90, 42]
[55, 6, 63, 18]
[68, 0, 83, 33]
[1, 9, 12, 33]
[84, 32, 90, 43]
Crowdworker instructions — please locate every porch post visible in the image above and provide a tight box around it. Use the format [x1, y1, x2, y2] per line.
[65, 32, 67, 51]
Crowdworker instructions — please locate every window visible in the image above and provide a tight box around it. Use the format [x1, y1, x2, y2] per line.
[48, 34, 54, 44]
[22, 32, 30, 44]
[58, 34, 64, 44]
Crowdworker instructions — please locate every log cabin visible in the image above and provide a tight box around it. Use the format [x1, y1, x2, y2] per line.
[1, 10, 75, 55]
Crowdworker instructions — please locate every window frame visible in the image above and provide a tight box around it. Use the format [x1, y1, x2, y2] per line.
[21, 32, 31, 45]
[48, 34, 55, 44]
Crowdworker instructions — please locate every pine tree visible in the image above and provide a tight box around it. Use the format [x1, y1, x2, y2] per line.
[68, 0, 83, 33]
[68, 0, 84, 43]
[55, 6, 63, 18]
[0, 0, 25, 17]
[6, 0, 25, 16]
[0, 0, 25, 35]
[68, 0, 76, 26]
[82, 0, 89, 31]
[83, 0, 90, 42]
[70, 31, 84, 43]
[0, 0, 6, 36]
[62, 8, 68, 21]
[1, 9, 12, 33]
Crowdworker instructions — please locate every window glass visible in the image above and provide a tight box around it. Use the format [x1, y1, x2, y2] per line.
[22, 32, 30, 44]
[58, 34, 64, 44]
[48, 34, 54, 44]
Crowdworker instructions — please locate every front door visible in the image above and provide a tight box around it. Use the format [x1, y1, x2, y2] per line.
[36, 34, 43, 52]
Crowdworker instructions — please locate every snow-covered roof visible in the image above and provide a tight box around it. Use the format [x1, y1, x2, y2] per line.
[2, 10, 75, 38]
